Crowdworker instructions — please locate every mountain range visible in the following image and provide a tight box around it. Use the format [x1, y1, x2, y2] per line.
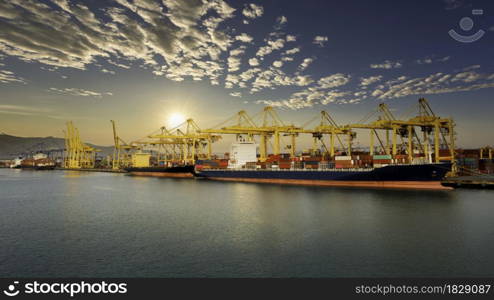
[0, 133, 113, 159]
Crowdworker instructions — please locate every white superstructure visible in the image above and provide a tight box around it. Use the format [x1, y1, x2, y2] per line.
[228, 141, 257, 169]
[10, 157, 23, 168]
[33, 153, 48, 160]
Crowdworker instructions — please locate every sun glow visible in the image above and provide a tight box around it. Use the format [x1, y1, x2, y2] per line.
[167, 112, 186, 128]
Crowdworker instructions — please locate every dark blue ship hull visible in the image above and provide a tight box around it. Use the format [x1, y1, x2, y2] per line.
[195, 163, 452, 190]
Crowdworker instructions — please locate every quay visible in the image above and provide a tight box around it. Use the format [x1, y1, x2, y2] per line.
[441, 175, 494, 189]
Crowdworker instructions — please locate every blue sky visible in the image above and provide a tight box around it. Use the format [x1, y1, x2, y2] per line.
[0, 0, 493, 149]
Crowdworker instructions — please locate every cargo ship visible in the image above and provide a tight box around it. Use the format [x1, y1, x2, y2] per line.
[13, 153, 56, 170]
[122, 151, 195, 177]
[9, 157, 23, 169]
[194, 142, 452, 190]
[124, 165, 195, 178]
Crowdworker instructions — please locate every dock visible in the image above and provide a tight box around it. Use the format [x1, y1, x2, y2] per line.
[56, 167, 127, 173]
[441, 175, 494, 189]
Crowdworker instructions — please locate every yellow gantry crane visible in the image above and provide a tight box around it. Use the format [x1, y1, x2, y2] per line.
[256, 106, 301, 159]
[344, 98, 456, 167]
[480, 146, 493, 159]
[200, 107, 303, 161]
[345, 103, 415, 159]
[131, 126, 181, 165]
[410, 98, 456, 163]
[200, 109, 274, 161]
[294, 110, 355, 158]
[63, 121, 99, 169]
[144, 119, 221, 165]
[110, 120, 138, 169]
[105, 98, 454, 170]
[110, 119, 220, 168]
[200, 106, 355, 161]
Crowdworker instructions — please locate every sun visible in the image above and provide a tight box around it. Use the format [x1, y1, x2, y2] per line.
[167, 112, 186, 128]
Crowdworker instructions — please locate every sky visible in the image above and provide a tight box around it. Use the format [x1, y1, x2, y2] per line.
[1, 0, 494, 151]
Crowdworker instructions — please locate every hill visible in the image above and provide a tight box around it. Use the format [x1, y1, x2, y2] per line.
[0, 133, 113, 159]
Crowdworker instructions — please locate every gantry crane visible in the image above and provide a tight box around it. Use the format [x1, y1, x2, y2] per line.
[295, 110, 355, 158]
[344, 98, 455, 167]
[344, 103, 409, 158]
[200, 106, 356, 161]
[409, 98, 456, 163]
[144, 119, 221, 165]
[132, 126, 182, 164]
[480, 146, 493, 159]
[257, 106, 303, 158]
[111, 120, 139, 169]
[200, 109, 275, 161]
[63, 121, 99, 169]
[200, 107, 304, 161]
[256, 107, 356, 159]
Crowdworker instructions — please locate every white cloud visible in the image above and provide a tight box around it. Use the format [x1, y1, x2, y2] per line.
[451, 71, 482, 83]
[369, 69, 494, 100]
[228, 56, 242, 72]
[321, 91, 351, 105]
[225, 74, 239, 89]
[101, 68, 115, 75]
[360, 75, 383, 86]
[229, 92, 242, 97]
[317, 74, 351, 89]
[272, 60, 283, 68]
[239, 67, 261, 82]
[242, 3, 263, 19]
[248, 58, 260, 66]
[286, 35, 296, 42]
[313, 36, 328, 47]
[277, 16, 287, 25]
[256, 38, 285, 57]
[294, 75, 314, 86]
[298, 58, 314, 71]
[108, 60, 131, 69]
[254, 72, 354, 109]
[0, 0, 236, 84]
[416, 56, 451, 64]
[229, 47, 245, 57]
[257, 67, 494, 109]
[284, 48, 300, 55]
[370, 60, 402, 69]
[227, 46, 245, 72]
[250, 68, 314, 94]
[416, 58, 433, 64]
[235, 33, 254, 43]
[6, 0, 488, 111]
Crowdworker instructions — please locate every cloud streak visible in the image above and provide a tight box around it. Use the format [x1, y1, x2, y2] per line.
[370, 60, 402, 69]
[49, 87, 113, 98]
[0, 68, 26, 84]
[313, 36, 328, 47]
